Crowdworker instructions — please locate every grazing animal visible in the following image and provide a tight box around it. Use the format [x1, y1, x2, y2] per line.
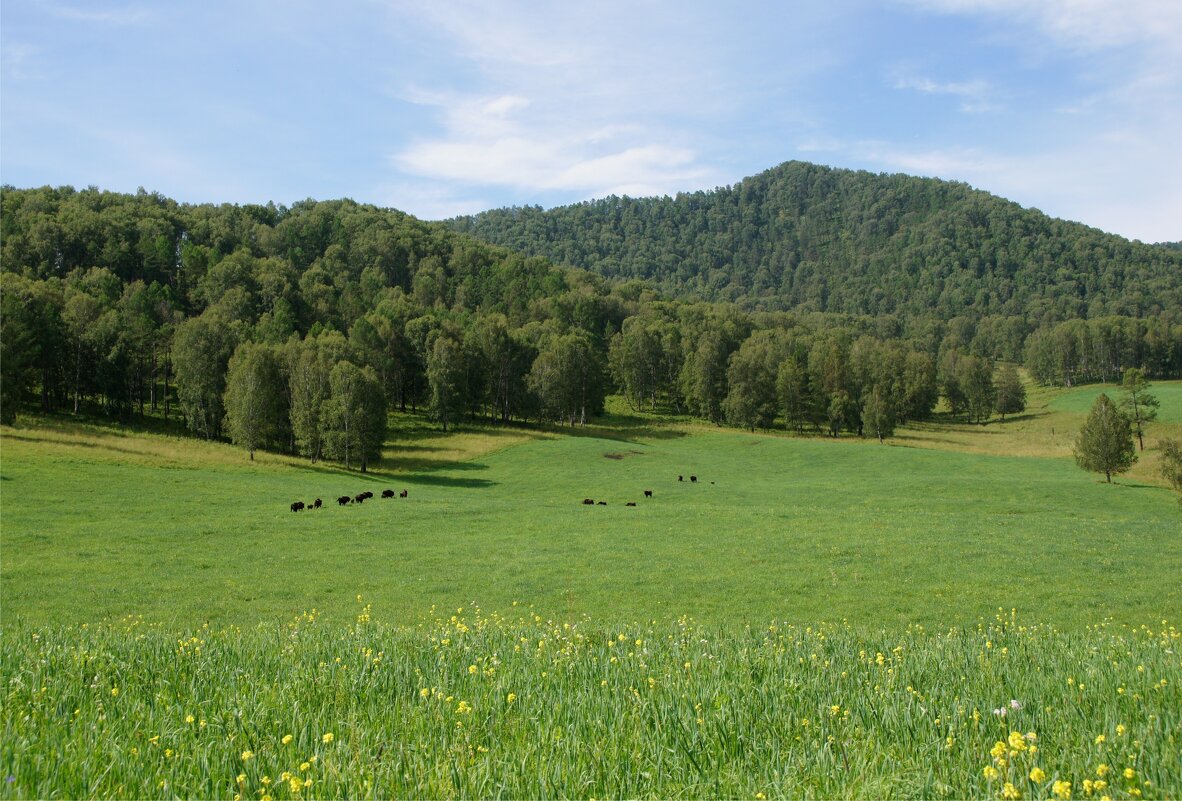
[382, 489, 395, 498]
[313, 498, 322, 509]
[625, 502, 636, 507]
[678, 475, 683, 481]
[690, 475, 697, 483]
[583, 498, 595, 505]
[354, 494, 366, 504]
[643, 490, 653, 498]
[597, 501, 607, 506]
[399, 489, 408, 498]
[337, 495, 350, 506]
[290, 501, 304, 512]
[360, 491, 373, 500]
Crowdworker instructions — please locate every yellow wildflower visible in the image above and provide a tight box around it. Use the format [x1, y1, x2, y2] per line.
[299, 762, 310, 772]
[282, 734, 293, 745]
[1096, 764, 1110, 777]
[506, 693, 517, 704]
[1052, 780, 1072, 800]
[468, 665, 478, 675]
[241, 750, 254, 761]
[185, 714, 195, 724]
[1030, 768, 1046, 783]
[419, 688, 430, 698]
[984, 766, 1000, 780]
[289, 777, 303, 794]
[321, 733, 334, 744]
[1094, 735, 1106, 745]
[756, 794, 766, 800]
[1115, 725, 1126, 736]
[1002, 782, 1021, 800]
[1009, 731, 1027, 751]
[110, 687, 119, 697]
[1123, 768, 1135, 780]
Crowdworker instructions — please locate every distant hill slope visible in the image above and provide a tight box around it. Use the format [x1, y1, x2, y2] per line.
[450, 161, 1182, 325]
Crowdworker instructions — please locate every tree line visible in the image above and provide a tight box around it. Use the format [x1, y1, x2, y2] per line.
[1, 185, 1178, 468]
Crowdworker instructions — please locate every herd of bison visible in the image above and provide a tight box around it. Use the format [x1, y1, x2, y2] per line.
[290, 488, 407, 512]
[289, 474, 710, 513]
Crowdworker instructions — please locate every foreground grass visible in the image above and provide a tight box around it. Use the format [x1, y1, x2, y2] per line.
[2, 605, 1179, 799]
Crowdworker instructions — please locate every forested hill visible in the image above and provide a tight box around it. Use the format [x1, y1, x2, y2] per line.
[449, 161, 1182, 326]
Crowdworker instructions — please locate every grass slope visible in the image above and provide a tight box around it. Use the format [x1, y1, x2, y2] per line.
[2, 397, 1178, 629]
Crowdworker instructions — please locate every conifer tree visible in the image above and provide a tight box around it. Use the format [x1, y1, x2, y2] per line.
[1073, 393, 1137, 483]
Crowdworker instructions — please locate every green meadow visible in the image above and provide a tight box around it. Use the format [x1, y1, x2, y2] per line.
[3, 384, 1181, 799]
[2, 385, 1179, 629]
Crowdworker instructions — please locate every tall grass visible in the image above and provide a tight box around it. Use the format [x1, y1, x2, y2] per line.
[3, 603, 1179, 799]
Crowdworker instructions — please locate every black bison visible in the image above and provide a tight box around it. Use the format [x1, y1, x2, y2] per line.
[313, 498, 322, 509]
[291, 501, 304, 512]
[399, 490, 408, 498]
[625, 502, 636, 507]
[643, 490, 653, 498]
[337, 495, 350, 506]
[597, 501, 607, 506]
[359, 491, 373, 500]
[354, 494, 366, 504]
[690, 475, 697, 483]
[583, 498, 594, 505]
[382, 489, 395, 498]
[678, 475, 683, 481]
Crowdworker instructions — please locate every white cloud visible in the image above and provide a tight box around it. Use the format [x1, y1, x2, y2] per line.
[891, 73, 1001, 113]
[907, 0, 1182, 51]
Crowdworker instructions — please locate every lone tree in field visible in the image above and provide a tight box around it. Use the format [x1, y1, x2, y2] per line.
[1160, 438, 1182, 506]
[1073, 393, 1137, 483]
[1119, 368, 1159, 451]
[994, 363, 1027, 421]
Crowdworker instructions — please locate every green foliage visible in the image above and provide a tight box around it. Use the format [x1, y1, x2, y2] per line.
[450, 161, 1182, 326]
[1120, 368, 1159, 451]
[528, 331, 606, 425]
[426, 333, 468, 432]
[1160, 438, 1182, 505]
[861, 385, 895, 442]
[171, 312, 238, 438]
[223, 342, 288, 459]
[1073, 394, 1137, 483]
[994, 363, 1027, 420]
[323, 361, 386, 471]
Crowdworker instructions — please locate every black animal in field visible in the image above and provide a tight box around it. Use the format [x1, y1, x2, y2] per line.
[678, 475, 683, 481]
[583, 498, 595, 505]
[337, 495, 351, 506]
[382, 489, 395, 498]
[644, 490, 653, 498]
[399, 489, 408, 498]
[354, 494, 366, 504]
[290, 501, 304, 512]
[597, 501, 607, 506]
[313, 498, 322, 509]
[360, 491, 373, 500]
[690, 475, 697, 483]
[625, 502, 636, 507]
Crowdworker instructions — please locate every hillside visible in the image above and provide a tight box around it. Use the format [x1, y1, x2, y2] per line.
[450, 161, 1182, 324]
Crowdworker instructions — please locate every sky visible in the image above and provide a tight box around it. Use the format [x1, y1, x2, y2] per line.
[2, 0, 1179, 242]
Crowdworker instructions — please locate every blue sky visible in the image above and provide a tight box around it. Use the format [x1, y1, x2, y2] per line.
[2, 0, 1179, 242]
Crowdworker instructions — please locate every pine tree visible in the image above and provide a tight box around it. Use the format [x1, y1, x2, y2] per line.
[1073, 393, 1137, 483]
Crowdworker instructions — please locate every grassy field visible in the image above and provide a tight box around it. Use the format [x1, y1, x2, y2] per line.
[2, 383, 1180, 798]
[1, 383, 1179, 629]
[2, 607, 1179, 799]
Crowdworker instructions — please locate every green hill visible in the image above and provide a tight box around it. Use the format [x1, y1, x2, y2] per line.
[450, 161, 1182, 324]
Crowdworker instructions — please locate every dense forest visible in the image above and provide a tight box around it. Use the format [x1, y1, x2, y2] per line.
[1, 181, 1180, 468]
[450, 161, 1182, 324]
